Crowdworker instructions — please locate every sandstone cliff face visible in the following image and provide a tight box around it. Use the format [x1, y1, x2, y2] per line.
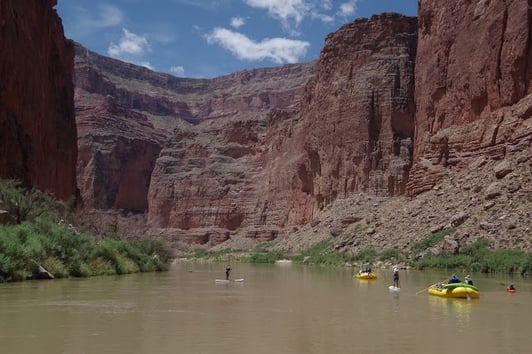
[251, 13, 417, 232]
[0, 0, 77, 200]
[409, 0, 532, 195]
[300, 13, 417, 200]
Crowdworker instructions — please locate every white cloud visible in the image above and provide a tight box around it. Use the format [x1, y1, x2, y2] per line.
[243, 0, 311, 35]
[311, 12, 334, 23]
[170, 66, 185, 76]
[319, 0, 333, 11]
[206, 27, 309, 64]
[242, 0, 351, 34]
[136, 61, 154, 70]
[338, 0, 359, 17]
[230, 17, 246, 29]
[66, 4, 124, 37]
[108, 28, 151, 57]
[94, 4, 124, 28]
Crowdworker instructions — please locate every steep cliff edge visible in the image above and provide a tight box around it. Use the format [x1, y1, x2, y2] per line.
[0, 0, 77, 200]
[299, 13, 417, 201]
[408, 0, 532, 195]
[251, 13, 417, 235]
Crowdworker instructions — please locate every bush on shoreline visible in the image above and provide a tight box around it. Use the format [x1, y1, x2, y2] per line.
[0, 179, 173, 282]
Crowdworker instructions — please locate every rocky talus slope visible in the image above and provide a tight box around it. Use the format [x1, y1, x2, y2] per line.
[276, 145, 531, 255]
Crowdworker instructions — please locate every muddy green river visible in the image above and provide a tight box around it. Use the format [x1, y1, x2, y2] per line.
[1, 262, 531, 354]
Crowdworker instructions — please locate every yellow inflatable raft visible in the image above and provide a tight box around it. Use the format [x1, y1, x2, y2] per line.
[428, 283, 479, 299]
[354, 272, 377, 280]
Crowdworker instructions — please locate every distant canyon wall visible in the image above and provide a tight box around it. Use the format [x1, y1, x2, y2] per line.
[408, 0, 532, 195]
[73, 13, 418, 242]
[74, 44, 316, 218]
[0, 0, 77, 200]
[71, 0, 532, 245]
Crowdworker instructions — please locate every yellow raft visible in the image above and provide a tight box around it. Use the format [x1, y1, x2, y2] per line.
[354, 272, 377, 280]
[428, 283, 479, 299]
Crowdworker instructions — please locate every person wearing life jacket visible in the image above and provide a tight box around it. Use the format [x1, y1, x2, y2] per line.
[448, 274, 461, 283]
[393, 266, 400, 288]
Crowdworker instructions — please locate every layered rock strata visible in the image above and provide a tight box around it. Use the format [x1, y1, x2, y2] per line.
[408, 0, 532, 195]
[298, 13, 417, 201]
[74, 43, 316, 217]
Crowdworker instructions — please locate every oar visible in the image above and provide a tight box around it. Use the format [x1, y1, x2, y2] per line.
[416, 280, 446, 295]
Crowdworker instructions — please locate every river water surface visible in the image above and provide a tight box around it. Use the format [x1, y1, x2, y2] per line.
[1, 262, 531, 354]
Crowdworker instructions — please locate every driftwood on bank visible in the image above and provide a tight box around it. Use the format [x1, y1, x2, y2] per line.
[38, 265, 54, 279]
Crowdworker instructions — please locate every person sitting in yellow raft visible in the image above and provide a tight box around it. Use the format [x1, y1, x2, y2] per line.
[358, 267, 372, 274]
[465, 275, 474, 285]
[448, 274, 461, 283]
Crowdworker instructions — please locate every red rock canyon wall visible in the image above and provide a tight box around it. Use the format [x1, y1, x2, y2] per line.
[0, 0, 77, 200]
[408, 0, 532, 195]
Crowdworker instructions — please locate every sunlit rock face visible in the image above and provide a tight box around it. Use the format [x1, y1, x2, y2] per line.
[0, 0, 77, 200]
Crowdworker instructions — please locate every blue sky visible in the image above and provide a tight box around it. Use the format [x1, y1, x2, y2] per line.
[56, 0, 417, 79]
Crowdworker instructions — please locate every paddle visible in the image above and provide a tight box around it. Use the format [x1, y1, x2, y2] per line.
[416, 279, 447, 295]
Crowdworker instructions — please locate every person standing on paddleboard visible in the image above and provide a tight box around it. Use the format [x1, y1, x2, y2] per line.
[225, 265, 232, 280]
[393, 266, 400, 288]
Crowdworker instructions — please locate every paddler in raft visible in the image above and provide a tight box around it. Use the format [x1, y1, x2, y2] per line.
[447, 274, 461, 283]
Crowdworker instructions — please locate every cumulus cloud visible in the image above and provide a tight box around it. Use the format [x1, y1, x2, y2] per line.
[242, 0, 355, 34]
[338, 0, 359, 17]
[108, 28, 151, 57]
[230, 17, 246, 29]
[206, 27, 309, 64]
[243, 0, 311, 35]
[170, 66, 185, 76]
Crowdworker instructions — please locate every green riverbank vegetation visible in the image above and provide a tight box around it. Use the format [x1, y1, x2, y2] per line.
[0, 179, 173, 282]
[190, 228, 532, 276]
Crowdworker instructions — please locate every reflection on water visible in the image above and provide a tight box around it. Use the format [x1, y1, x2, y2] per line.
[427, 295, 476, 330]
[0, 264, 531, 354]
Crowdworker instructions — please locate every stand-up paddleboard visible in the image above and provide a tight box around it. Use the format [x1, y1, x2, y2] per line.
[215, 278, 244, 283]
[389, 285, 400, 292]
